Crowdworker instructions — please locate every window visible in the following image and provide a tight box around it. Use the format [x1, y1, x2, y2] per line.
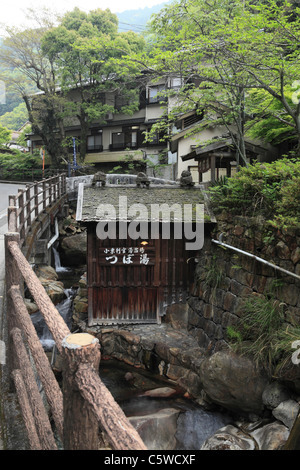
[170, 77, 183, 89]
[87, 130, 103, 152]
[182, 111, 204, 129]
[147, 85, 167, 104]
[110, 128, 139, 150]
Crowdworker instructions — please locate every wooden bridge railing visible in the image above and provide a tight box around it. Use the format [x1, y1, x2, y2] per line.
[7, 174, 67, 247]
[5, 177, 147, 450]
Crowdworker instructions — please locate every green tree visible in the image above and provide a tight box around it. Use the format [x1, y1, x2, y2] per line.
[42, 8, 145, 161]
[0, 124, 11, 145]
[138, 0, 300, 161]
[0, 9, 70, 166]
[0, 102, 29, 130]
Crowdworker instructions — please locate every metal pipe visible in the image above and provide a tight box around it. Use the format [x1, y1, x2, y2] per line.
[212, 233, 300, 281]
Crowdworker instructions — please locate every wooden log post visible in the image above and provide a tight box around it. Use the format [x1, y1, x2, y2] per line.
[11, 369, 42, 450]
[61, 333, 101, 450]
[75, 365, 147, 450]
[4, 232, 21, 377]
[8, 241, 70, 353]
[10, 327, 57, 450]
[10, 285, 64, 441]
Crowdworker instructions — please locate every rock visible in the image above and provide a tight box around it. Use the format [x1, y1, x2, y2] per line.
[35, 265, 58, 281]
[272, 399, 300, 430]
[73, 295, 88, 313]
[129, 408, 180, 450]
[201, 424, 256, 450]
[24, 298, 39, 314]
[262, 382, 290, 409]
[176, 408, 233, 450]
[250, 421, 289, 450]
[199, 350, 269, 415]
[124, 372, 134, 381]
[116, 330, 141, 345]
[291, 247, 300, 265]
[276, 241, 290, 260]
[60, 232, 87, 265]
[142, 387, 177, 398]
[40, 279, 66, 305]
[165, 303, 189, 330]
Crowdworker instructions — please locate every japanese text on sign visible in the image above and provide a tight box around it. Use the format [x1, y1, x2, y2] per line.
[103, 247, 150, 265]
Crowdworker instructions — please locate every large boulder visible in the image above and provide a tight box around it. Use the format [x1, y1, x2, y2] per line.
[35, 265, 58, 281]
[201, 424, 256, 450]
[26, 264, 65, 311]
[41, 279, 66, 305]
[250, 421, 289, 450]
[60, 232, 87, 266]
[201, 421, 290, 450]
[129, 408, 180, 450]
[199, 350, 269, 415]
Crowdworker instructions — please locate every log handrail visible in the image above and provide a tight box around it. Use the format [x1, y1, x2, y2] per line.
[7, 174, 66, 246]
[4, 179, 147, 450]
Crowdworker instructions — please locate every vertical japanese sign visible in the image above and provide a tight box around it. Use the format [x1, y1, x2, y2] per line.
[73, 137, 77, 169]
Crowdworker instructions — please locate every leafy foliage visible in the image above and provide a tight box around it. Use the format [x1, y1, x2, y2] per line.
[208, 158, 300, 229]
[0, 148, 41, 178]
[0, 124, 11, 144]
[227, 291, 300, 377]
[0, 102, 29, 131]
[227, 294, 286, 374]
[140, 0, 300, 158]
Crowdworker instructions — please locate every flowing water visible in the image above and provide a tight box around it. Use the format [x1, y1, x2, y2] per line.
[52, 246, 71, 273]
[31, 248, 233, 450]
[99, 359, 233, 450]
[31, 287, 75, 351]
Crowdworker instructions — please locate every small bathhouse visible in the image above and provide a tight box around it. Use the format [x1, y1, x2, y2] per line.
[76, 173, 212, 325]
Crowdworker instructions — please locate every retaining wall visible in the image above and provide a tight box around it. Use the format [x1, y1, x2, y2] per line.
[187, 214, 300, 351]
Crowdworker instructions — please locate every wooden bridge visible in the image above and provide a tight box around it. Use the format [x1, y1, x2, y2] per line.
[3, 174, 146, 450]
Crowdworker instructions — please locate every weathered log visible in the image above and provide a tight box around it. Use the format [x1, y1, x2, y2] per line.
[62, 333, 101, 450]
[8, 241, 70, 353]
[75, 363, 147, 450]
[11, 369, 42, 450]
[64, 332, 147, 450]
[10, 327, 57, 450]
[10, 285, 64, 440]
[7, 206, 17, 232]
[5, 233, 22, 379]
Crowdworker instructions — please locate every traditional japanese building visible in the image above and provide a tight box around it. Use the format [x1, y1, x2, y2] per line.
[76, 172, 214, 325]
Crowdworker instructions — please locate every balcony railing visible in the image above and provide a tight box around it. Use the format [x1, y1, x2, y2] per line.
[109, 143, 139, 151]
[86, 144, 103, 153]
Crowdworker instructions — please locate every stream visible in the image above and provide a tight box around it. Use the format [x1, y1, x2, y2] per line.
[31, 289, 233, 449]
[30, 287, 76, 351]
[30, 247, 233, 450]
[99, 359, 233, 450]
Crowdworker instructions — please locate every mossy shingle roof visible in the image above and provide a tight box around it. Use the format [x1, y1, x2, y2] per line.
[77, 184, 212, 223]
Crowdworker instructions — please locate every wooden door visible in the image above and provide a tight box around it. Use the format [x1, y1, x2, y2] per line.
[87, 224, 195, 325]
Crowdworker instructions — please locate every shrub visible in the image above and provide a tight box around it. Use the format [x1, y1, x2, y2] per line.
[227, 293, 300, 376]
[0, 149, 41, 179]
[208, 157, 300, 229]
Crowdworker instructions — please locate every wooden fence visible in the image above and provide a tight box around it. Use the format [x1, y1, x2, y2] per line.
[4, 175, 146, 450]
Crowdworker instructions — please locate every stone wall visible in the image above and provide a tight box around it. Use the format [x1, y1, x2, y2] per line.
[187, 214, 300, 351]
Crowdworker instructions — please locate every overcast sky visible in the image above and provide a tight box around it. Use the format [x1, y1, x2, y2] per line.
[0, 0, 166, 34]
